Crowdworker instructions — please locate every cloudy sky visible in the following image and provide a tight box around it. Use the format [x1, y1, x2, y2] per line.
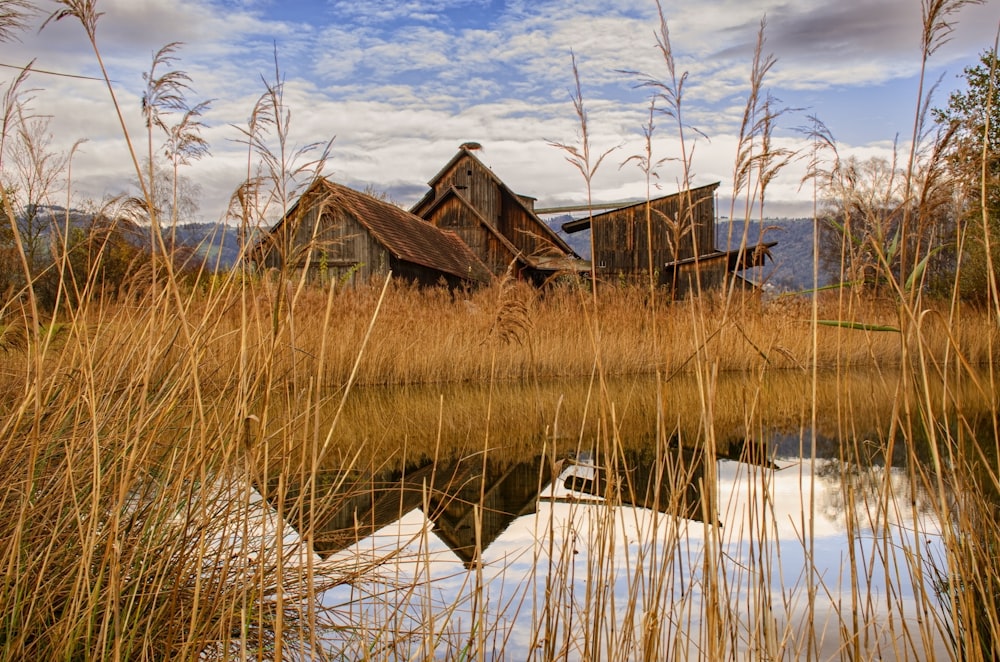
[1, 0, 997, 223]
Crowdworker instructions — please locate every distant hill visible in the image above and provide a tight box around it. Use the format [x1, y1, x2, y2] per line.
[171, 222, 242, 269]
[548, 214, 590, 257]
[718, 218, 832, 293]
[17, 207, 244, 270]
[18, 204, 96, 231]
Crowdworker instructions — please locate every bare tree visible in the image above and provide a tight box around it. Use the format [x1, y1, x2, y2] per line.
[7, 109, 68, 270]
[819, 155, 906, 294]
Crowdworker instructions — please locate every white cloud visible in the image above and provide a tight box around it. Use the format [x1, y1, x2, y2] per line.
[0, 0, 994, 225]
[329, 0, 492, 25]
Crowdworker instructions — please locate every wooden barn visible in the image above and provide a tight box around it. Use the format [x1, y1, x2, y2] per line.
[561, 182, 775, 297]
[411, 144, 587, 284]
[254, 178, 492, 288]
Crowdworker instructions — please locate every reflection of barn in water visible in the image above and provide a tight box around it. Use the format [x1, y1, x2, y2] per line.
[269, 455, 558, 568]
[561, 448, 708, 522]
[265, 438, 778, 565]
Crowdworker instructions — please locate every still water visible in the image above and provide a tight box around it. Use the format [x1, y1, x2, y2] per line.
[265, 370, 991, 660]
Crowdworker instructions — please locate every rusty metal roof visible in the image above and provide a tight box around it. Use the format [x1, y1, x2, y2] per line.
[289, 179, 493, 283]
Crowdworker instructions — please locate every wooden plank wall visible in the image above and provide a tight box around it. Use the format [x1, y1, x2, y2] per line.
[434, 156, 500, 226]
[499, 193, 560, 258]
[425, 196, 515, 276]
[669, 260, 728, 298]
[424, 153, 566, 269]
[263, 201, 392, 286]
[592, 190, 716, 281]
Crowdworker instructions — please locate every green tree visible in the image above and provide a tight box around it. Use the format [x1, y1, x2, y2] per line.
[816, 142, 958, 298]
[933, 48, 1000, 303]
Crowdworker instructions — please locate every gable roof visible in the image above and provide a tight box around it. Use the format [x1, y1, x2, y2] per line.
[270, 178, 493, 283]
[422, 185, 592, 275]
[422, 185, 525, 258]
[415, 146, 577, 257]
[561, 182, 721, 234]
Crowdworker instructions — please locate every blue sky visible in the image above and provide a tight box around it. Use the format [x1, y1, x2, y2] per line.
[1, 0, 997, 222]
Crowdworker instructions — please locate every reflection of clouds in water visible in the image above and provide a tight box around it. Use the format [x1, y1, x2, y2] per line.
[809, 455, 940, 536]
[712, 458, 947, 660]
[302, 456, 946, 659]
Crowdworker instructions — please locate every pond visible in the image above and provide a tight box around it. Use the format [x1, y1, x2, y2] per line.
[258, 369, 995, 660]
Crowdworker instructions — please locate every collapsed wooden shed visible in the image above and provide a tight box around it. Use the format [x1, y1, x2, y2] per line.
[412, 144, 588, 284]
[561, 183, 775, 297]
[253, 178, 492, 288]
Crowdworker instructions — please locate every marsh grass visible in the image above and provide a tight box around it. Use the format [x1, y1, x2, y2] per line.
[1, 264, 998, 659]
[10, 260, 998, 659]
[11, 276, 991, 406]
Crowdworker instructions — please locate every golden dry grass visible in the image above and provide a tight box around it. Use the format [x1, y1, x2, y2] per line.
[25, 276, 988, 393]
[1, 265, 998, 659]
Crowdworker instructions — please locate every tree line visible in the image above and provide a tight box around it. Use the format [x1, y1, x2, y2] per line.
[818, 49, 999, 304]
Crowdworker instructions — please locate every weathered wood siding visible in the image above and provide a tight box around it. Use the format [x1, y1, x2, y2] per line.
[425, 195, 517, 275]
[413, 148, 579, 285]
[389, 257, 470, 288]
[258, 178, 493, 288]
[666, 258, 729, 298]
[591, 186, 717, 286]
[261, 201, 389, 286]
[498, 192, 561, 258]
[431, 154, 564, 259]
[317, 206, 388, 284]
[421, 163, 555, 276]
[432, 156, 501, 227]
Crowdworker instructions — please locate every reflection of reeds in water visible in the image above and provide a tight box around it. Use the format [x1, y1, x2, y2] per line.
[265, 368, 993, 471]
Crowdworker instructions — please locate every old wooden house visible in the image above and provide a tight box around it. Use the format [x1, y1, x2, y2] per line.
[561, 182, 775, 297]
[254, 178, 492, 287]
[411, 144, 587, 284]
